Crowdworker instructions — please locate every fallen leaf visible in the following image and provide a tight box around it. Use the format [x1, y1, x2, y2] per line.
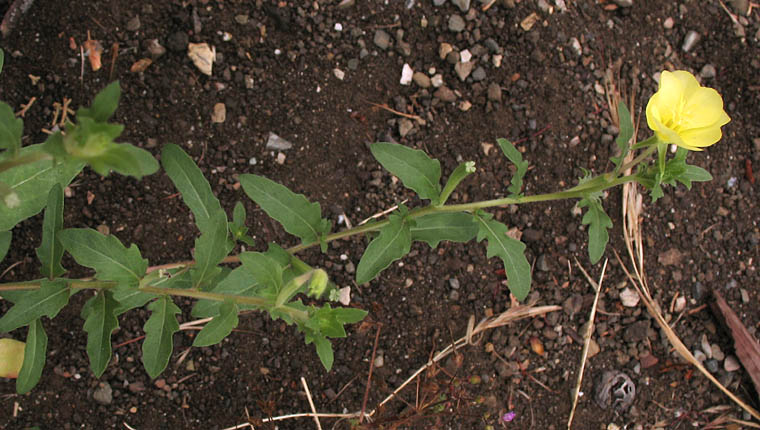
[130, 58, 152, 73]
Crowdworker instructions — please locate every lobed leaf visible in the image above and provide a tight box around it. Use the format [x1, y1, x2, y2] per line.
[356, 212, 412, 285]
[474, 212, 531, 301]
[370, 142, 441, 204]
[86, 143, 159, 179]
[411, 212, 478, 248]
[0, 230, 10, 263]
[0, 144, 84, 231]
[59, 228, 147, 287]
[192, 301, 239, 347]
[579, 199, 612, 264]
[77, 81, 121, 122]
[16, 319, 47, 394]
[161, 144, 227, 234]
[0, 279, 69, 332]
[81, 291, 119, 377]
[240, 174, 329, 245]
[239, 251, 283, 293]
[313, 335, 334, 371]
[142, 296, 181, 379]
[191, 267, 260, 318]
[36, 184, 66, 278]
[497, 138, 530, 197]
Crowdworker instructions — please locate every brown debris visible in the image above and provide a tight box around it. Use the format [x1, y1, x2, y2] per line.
[130, 58, 152, 73]
[82, 31, 103, 71]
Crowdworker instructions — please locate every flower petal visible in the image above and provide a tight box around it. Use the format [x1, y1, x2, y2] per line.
[678, 123, 724, 150]
[671, 70, 701, 98]
[682, 87, 726, 129]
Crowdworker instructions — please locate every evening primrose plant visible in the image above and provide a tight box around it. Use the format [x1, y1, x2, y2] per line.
[0, 70, 729, 394]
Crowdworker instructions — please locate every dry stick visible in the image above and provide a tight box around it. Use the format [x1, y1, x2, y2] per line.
[567, 258, 608, 430]
[301, 377, 323, 430]
[359, 324, 382, 423]
[109, 42, 119, 81]
[368, 102, 424, 122]
[619, 185, 760, 420]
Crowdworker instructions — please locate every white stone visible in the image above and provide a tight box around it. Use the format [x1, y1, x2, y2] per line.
[460, 49, 472, 62]
[431, 74, 444, 88]
[620, 288, 640, 307]
[400, 63, 413, 85]
[333, 68, 345, 80]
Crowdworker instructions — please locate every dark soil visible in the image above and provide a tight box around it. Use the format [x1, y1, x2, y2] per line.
[1, 0, 759, 429]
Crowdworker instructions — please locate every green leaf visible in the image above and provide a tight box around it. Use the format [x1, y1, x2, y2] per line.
[0, 144, 84, 231]
[411, 212, 477, 248]
[192, 211, 232, 289]
[193, 301, 239, 347]
[370, 142, 441, 204]
[356, 212, 412, 284]
[0, 48, 4, 74]
[0, 230, 10, 263]
[142, 296, 181, 379]
[113, 284, 157, 315]
[239, 251, 283, 293]
[331, 307, 368, 324]
[59, 228, 147, 287]
[36, 184, 66, 278]
[161, 144, 226, 234]
[81, 291, 119, 377]
[497, 139, 529, 197]
[16, 319, 47, 394]
[675, 165, 712, 189]
[232, 201, 246, 227]
[611, 101, 634, 169]
[77, 81, 121, 122]
[240, 174, 329, 245]
[191, 267, 261, 318]
[439, 161, 476, 205]
[86, 143, 159, 179]
[579, 200, 612, 264]
[313, 335, 334, 371]
[0, 279, 69, 332]
[0, 101, 22, 156]
[473, 212, 531, 301]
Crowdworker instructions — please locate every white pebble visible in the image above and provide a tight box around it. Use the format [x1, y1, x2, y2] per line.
[400, 63, 413, 85]
[620, 288, 640, 307]
[460, 49, 472, 63]
[334, 23, 343, 31]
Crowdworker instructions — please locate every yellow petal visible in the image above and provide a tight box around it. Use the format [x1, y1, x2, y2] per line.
[678, 124, 724, 149]
[653, 71, 684, 116]
[671, 70, 700, 98]
[682, 87, 726, 129]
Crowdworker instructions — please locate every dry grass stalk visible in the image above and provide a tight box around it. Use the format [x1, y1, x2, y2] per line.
[567, 258, 608, 430]
[301, 377, 323, 430]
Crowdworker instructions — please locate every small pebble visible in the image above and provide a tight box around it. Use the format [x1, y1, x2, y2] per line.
[663, 17, 674, 30]
[400, 63, 413, 85]
[448, 15, 466, 32]
[700, 64, 716, 79]
[682, 30, 701, 52]
[705, 359, 719, 373]
[620, 288, 640, 307]
[724, 355, 741, 372]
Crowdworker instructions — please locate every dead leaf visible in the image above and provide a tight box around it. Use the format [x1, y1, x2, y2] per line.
[130, 58, 152, 73]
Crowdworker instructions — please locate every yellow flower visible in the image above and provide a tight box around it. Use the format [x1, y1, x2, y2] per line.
[646, 70, 730, 151]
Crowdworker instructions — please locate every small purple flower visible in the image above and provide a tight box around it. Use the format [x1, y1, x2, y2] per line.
[502, 411, 516, 422]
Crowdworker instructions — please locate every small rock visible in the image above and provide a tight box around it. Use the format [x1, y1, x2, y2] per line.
[663, 17, 675, 30]
[452, 0, 471, 12]
[449, 289, 460, 300]
[434, 86, 457, 102]
[211, 103, 226, 123]
[536, 254, 550, 272]
[471, 66, 486, 81]
[439, 42, 453, 60]
[724, 355, 741, 372]
[234, 14, 249, 24]
[146, 39, 166, 59]
[520, 12, 539, 31]
[337, 0, 356, 9]
[711, 344, 725, 361]
[701, 334, 713, 359]
[431, 74, 444, 88]
[700, 64, 716, 79]
[730, 0, 750, 15]
[741, 288, 749, 304]
[412, 72, 431, 88]
[93, 383, 113, 405]
[187, 42, 215, 76]
[400, 63, 413, 85]
[563, 294, 583, 316]
[449, 278, 460, 289]
[167, 31, 189, 52]
[126, 16, 141, 31]
[460, 49, 472, 62]
[658, 248, 683, 266]
[705, 359, 719, 373]
[623, 320, 650, 343]
[639, 352, 658, 369]
[673, 296, 686, 313]
[373, 30, 391, 50]
[266, 132, 293, 151]
[433, 0, 447, 5]
[587, 338, 600, 358]
[448, 14, 466, 32]
[128, 381, 145, 393]
[333, 68, 345, 80]
[455, 61, 473, 81]
[458, 100, 472, 111]
[619, 288, 640, 307]
[682, 30, 701, 52]
[613, 0, 633, 6]
[374, 355, 384, 368]
[398, 118, 414, 137]
[276, 152, 286, 165]
[487, 83, 502, 102]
